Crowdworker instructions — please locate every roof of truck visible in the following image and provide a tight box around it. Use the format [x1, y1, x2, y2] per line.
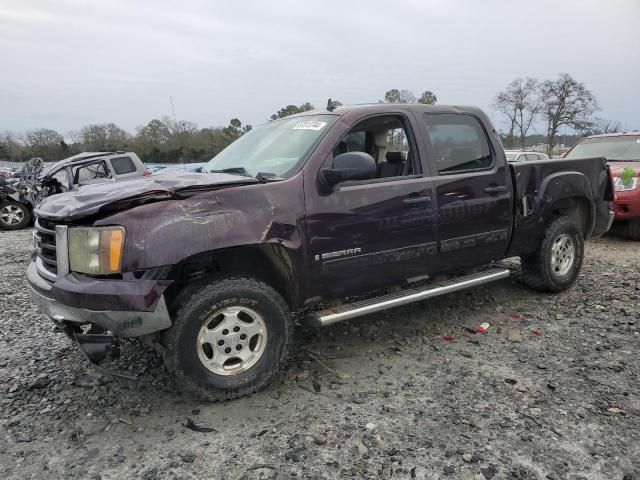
[286, 103, 487, 119]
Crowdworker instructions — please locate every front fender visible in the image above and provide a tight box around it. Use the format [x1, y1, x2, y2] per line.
[94, 177, 306, 272]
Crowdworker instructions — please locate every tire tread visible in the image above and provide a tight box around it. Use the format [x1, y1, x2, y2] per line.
[163, 276, 292, 401]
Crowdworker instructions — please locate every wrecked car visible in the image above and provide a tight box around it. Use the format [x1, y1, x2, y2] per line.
[0, 152, 146, 230]
[27, 103, 614, 401]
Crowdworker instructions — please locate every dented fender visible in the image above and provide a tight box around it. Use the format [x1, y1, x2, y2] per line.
[93, 175, 307, 273]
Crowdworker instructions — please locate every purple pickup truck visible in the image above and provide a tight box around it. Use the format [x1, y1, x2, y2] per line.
[27, 103, 613, 400]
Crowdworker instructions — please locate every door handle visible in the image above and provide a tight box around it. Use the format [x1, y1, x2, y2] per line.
[484, 185, 508, 194]
[403, 195, 432, 205]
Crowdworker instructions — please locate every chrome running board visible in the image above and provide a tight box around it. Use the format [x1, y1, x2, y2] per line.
[310, 268, 511, 327]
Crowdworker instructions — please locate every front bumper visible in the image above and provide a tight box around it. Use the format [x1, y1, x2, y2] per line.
[613, 188, 640, 221]
[27, 260, 172, 337]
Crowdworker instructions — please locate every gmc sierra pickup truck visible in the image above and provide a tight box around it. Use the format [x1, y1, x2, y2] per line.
[27, 104, 614, 400]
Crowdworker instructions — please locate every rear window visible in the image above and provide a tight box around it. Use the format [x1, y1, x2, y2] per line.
[110, 156, 137, 175]
[423, 113, 493, 174]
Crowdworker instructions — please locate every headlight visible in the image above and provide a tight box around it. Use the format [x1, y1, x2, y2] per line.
[614, 176, 639, 192]
[68, 226, 125, 275]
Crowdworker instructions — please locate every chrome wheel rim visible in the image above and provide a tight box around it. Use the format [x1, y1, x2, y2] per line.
[196, 306, 267, 376]
[0, 205, 24, 225]
[550, 234, 575, 276]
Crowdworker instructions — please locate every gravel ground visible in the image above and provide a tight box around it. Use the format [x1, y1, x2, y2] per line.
[0, 228, 639, 480]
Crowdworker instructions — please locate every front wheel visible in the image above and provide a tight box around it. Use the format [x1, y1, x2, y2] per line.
[163, 276, 292, 401]
[0, 200, 31, 230]
[521, 216, 584, 293]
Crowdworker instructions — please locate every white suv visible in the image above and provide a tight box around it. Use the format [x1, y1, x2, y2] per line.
[505, 150, 550, 162]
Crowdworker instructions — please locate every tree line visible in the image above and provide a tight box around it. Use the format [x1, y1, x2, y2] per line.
[492, 73, 621, 153]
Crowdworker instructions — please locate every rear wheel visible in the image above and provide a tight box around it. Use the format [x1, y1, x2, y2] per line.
[163, 276, 292, 401]
[0, 201, 31, 230]
[627, 218, 640, 241]
[521, 216, 584, 292]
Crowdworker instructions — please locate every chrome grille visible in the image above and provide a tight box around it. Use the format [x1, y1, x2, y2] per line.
[35, 218, 58, 278]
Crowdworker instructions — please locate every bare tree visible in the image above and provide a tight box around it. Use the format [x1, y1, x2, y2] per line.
[512, 78, 541, 149]
[540, 73, 598, 154]
[586, 118, 622, 136]
[492, 78, 541, 149]
[491, 89, 518, 148]
[24, 128, 64, 159]
[0, 131, 27, 160]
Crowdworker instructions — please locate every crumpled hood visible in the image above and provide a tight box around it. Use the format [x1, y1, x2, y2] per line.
[35, 172, 257, 222]
[608, 161, 640, 176]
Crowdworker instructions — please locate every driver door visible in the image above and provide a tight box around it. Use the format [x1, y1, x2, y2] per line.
[304, 113, 437, 299]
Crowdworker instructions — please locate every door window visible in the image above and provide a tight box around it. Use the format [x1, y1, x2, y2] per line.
[332, 115, 420, 180]
[423, 113, 493, 174]
[73, 161, 109, 184]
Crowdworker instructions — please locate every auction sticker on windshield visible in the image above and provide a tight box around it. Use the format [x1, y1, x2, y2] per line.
[293, 121, 327, 131]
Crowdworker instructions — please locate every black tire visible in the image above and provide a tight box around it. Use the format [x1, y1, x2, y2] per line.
[521, 216, 584, 293]
[627, 218, 640, 241]
[163, 276, 292, 401]
[0, 200, 31, 230]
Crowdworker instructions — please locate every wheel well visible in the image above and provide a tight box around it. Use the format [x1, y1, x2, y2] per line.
[165, 244, 297, 310]
[548, 196, 591, 237]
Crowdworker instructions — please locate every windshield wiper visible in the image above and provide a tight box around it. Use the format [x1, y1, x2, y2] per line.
[256, 172, 284, 182]
[208, 167, 253, 177]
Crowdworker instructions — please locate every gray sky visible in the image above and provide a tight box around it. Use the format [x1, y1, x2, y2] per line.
[1, 0, 639, 135]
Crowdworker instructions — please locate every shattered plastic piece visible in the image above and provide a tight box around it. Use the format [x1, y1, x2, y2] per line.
[509, 313, 523, 321]
[475, 322, 490, 334]
[531, 329, 543, 337]
[441, 335, 456, 342]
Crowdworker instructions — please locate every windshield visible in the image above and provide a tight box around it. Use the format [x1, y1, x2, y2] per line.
[506, 153, 517, 161]
[565, 136, 640, 161]
[202, 115, 337, 178]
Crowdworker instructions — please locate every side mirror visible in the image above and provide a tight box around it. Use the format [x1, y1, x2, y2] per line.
[320, 152, 377, 186]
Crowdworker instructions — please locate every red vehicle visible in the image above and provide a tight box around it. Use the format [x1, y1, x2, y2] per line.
[565, 132, 640, 239]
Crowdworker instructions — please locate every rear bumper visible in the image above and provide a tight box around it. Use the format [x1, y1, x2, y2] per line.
[27, 260, 172, 337]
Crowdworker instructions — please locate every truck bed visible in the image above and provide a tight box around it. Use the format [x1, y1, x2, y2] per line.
[507, 156, 613, 257]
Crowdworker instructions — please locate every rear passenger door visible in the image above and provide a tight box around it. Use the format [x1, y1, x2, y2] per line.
[421, 113, 513, 271]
